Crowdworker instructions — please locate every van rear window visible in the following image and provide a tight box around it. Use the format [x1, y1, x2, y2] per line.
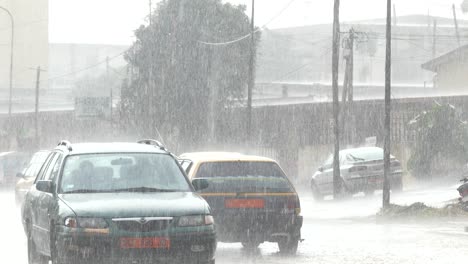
[195, 161, 294, 193]
[196, 161, 286, 178]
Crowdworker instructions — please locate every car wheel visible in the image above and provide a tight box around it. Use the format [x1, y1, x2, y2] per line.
[241, 241, 261, 250]
[334, 178, 351, 199]
[310, 181, 323, 201]
[27, 228, 47, 264]
[277, 237, 299, 255]
[50, 226, 72, 264]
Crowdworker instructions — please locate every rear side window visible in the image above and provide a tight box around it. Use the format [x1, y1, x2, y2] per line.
[195, 161, 294, 193]
[35, 153, 56, 183]
[196, 161, 286, 178]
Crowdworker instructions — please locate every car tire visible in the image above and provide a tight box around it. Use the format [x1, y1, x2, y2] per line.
[334, 178, 351, 199]
[277, 237, 299, 255]
[27, 227, 48, 264]
[310, 181, 323, 201]
[50, 226, 73, 264]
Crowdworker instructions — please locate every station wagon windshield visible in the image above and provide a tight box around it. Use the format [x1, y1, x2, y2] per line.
[59, 153, 190, 193]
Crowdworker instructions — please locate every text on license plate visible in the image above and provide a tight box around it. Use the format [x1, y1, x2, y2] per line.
[120, 237, 170, 249]
[225, 199, 265, 208]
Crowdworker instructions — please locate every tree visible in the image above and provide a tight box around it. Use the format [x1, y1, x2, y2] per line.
[408, 103, 468, 179]
[122, 0, 260, 149]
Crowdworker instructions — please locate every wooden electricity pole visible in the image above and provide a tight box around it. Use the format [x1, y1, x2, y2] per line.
[332, 0, 342, 197]
[453, 3, 461, 46]
[247, 0, 255, 141]
[340, 29, 354, 138]
[432, 20, 437, 59]
[383, 0, 392, 208]
[32, 66, 46, 148]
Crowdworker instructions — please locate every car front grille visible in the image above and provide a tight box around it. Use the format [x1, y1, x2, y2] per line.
[113, 217, 172, 232]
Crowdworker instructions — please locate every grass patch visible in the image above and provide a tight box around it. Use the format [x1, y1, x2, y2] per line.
[377, 202, 468, 220]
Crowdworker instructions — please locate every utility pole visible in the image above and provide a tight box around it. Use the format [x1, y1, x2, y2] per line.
[106, 56, 113, 127]
[0, 6, 14, 125]
[452, 3, 461, 46]
[149, 0, 152, 26]
[392, 4, 397, 80]
[340, 29, 354, 136]
[32, 66, 45, 148]
[332, 0, 342, 198]
[348, 30, 354, 103]
[383, 0, 392, 209]
[432, 20, 437, 59]
[247, 0, 255, 141]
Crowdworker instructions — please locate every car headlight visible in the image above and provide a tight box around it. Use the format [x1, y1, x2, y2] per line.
[178, 215, 214, 227]
[64, 217, 108, 229]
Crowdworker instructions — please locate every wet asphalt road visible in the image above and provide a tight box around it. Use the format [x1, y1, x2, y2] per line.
[1, 184, 468, 264]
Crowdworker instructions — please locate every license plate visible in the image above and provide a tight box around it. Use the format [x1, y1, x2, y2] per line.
[120, 237, 170, 249]
[225, 199, 265, 209]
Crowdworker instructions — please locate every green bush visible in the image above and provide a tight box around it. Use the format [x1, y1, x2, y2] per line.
[407, 103, 468, 179]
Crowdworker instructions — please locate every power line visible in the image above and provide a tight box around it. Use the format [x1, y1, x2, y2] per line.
[198, 0, 297, 46]
[43, 51, 125, 83]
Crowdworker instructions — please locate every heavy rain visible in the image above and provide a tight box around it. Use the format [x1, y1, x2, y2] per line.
[1, 0, 468, 263]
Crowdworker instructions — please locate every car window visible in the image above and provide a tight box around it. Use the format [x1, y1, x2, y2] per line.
[344, 148, 387, 162]
[59, 153, 191, 193]
[195, 161, 294, 193]
[35, 153, 56, 183]
[45, 154, 63, 181]
[42, 153, 61, 181]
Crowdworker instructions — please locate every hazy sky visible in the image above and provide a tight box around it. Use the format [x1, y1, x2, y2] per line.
[49, 0, 468, 45]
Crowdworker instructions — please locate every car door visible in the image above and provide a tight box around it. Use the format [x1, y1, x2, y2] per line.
[35, 152, 63, 255]
[316, 154, 343, 194]
[27, 152, 55, 253]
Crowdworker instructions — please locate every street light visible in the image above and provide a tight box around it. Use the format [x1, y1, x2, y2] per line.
[0, 6, 14, 120]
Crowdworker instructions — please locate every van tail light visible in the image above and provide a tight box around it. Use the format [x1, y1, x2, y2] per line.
[349, 166, 367, 173]
[286, 196, 301, 215]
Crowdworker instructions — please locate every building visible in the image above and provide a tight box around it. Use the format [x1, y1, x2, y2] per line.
[256, 15, 468, 100]
[0, 0, 48, 113]
[422, 44, 468, 93]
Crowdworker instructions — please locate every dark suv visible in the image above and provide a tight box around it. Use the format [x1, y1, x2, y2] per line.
[22, 140, 216, 264]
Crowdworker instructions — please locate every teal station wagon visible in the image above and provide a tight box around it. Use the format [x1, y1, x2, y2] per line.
[21, 140, 216, 264]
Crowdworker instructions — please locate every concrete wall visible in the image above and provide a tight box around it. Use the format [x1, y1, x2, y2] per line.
[3, 95, 468, 186]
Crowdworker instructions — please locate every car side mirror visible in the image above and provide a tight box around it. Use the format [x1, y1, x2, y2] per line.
[192, 178, 209, 191]
[36, 180, 54, 193]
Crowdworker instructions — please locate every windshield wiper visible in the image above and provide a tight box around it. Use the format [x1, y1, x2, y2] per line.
[62, 189, 111, 194]
[114, 187, 182, 193]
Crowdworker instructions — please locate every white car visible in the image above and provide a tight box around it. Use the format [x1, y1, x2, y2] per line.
[310, 147, 403, 200]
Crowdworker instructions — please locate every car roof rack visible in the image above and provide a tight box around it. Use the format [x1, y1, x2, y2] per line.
[57, 140, 73, 151]
[137, 139, 167, 151]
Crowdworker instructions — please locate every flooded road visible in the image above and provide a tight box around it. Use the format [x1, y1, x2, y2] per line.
[1, 185, 467, 264]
